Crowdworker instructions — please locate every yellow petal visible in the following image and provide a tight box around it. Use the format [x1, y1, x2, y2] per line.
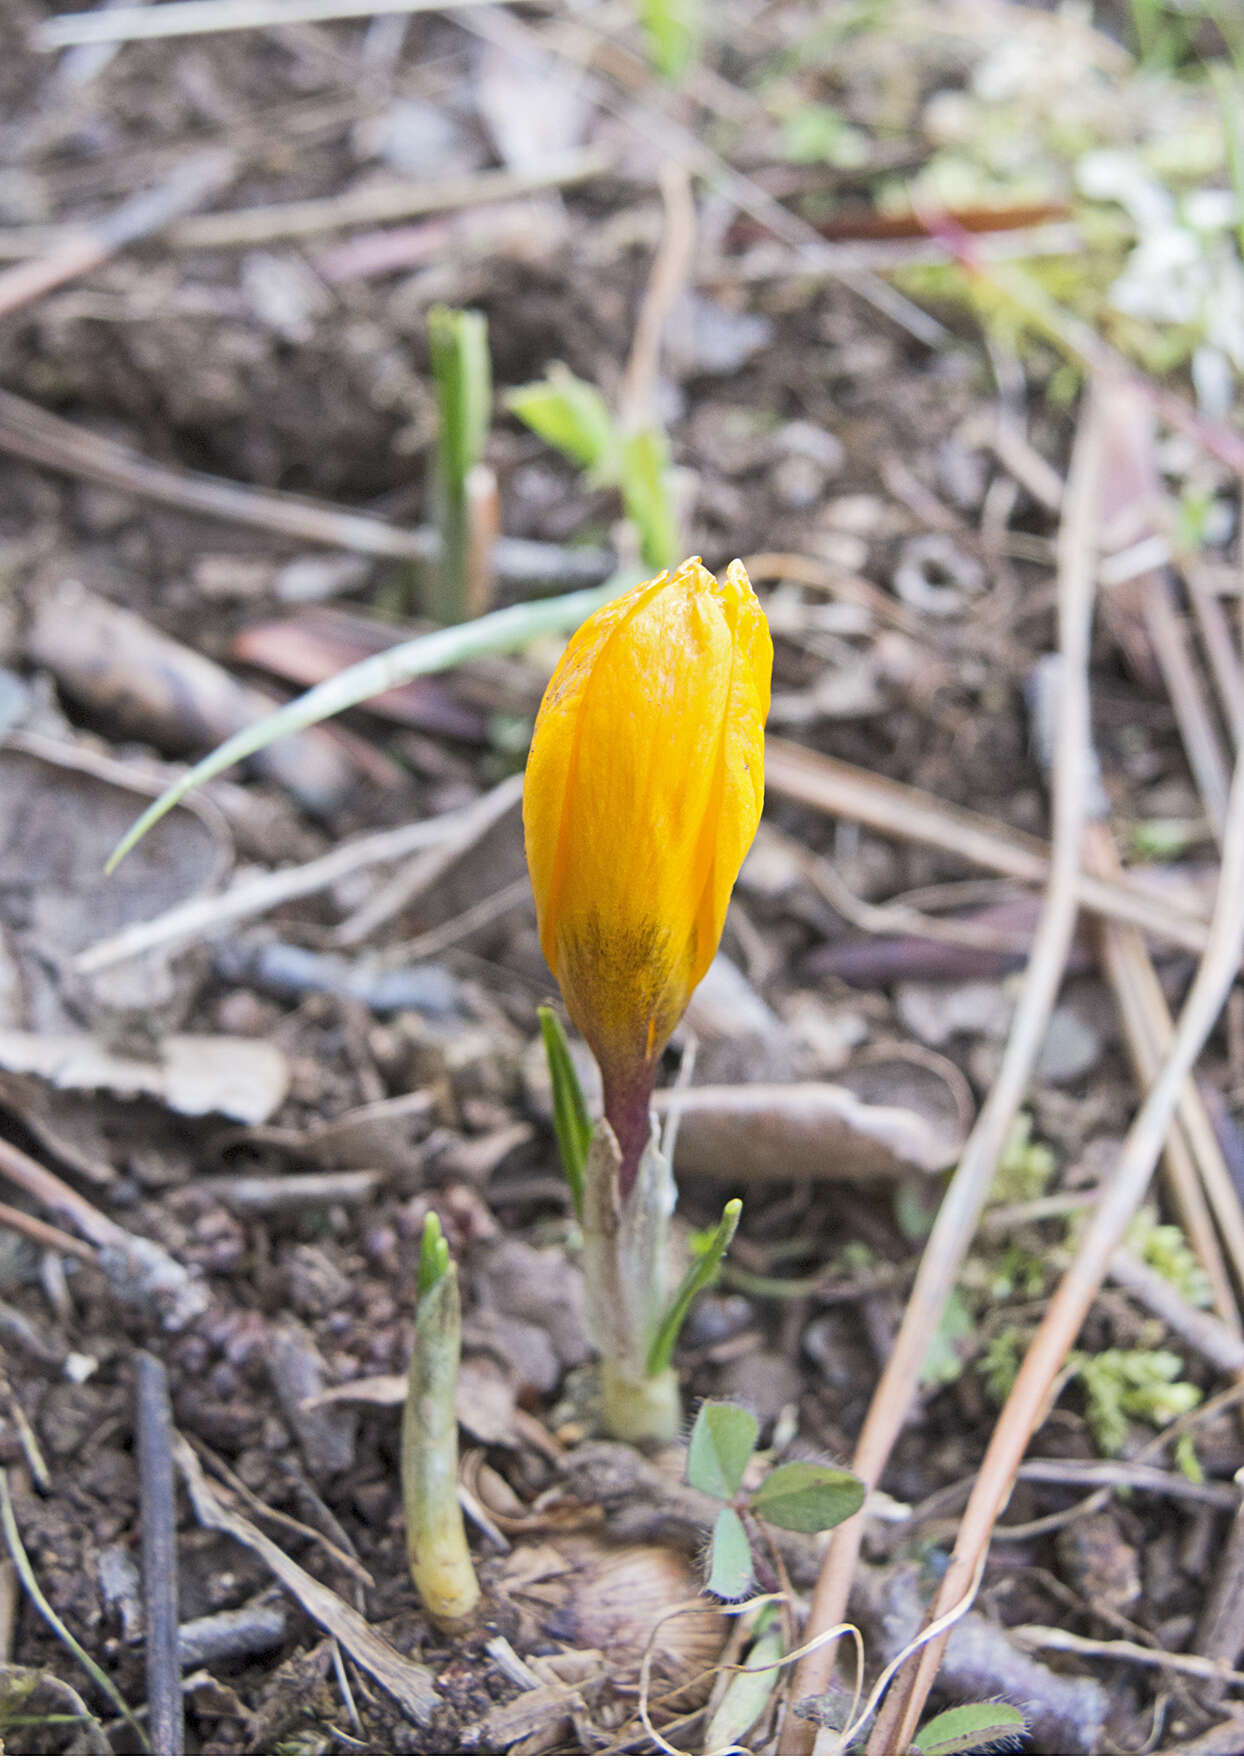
[523, 557, 772, 1086]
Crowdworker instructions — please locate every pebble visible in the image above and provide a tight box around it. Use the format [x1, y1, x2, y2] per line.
[664, 294, 774, 378]
[713, 1346, 804, 1425]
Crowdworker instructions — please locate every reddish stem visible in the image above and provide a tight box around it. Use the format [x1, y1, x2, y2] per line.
[602, 1061, 657, 1202]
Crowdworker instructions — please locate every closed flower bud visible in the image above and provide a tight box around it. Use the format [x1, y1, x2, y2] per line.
[523, 556, 772, 1193]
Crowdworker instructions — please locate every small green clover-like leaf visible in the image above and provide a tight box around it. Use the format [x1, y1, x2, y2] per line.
[687, 1400, 758, 1500]
[749, 1462, 865, 1534]
[706, 1506, 753, 1600]
[912, 1701, 1028, 1755]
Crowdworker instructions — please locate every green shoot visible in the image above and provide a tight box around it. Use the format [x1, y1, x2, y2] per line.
[639, 0, 702, 82]
[417, 1210, 450, 1299]
[647, 1197, 742, 1376]
[538, 1005, 591, 1218]
[402, 1213, 480, 1629]
[619, 426, 680, 571]
[1210, 61, 1244, 263]
[427, 305, 493, 622]
[583, 1125, 683, 1443]
[912, 1701, 1029, 1755]
[507, 365, 617, 478]
[105, 573, 638, 870]
[508, 367, 680, 571]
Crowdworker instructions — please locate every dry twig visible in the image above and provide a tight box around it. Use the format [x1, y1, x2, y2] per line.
[783, 376, 1106, 1756]
[0, 150, 234, 319]
[75, 790, 508, 973]
[0, 390, 612, 587]
[871, 738, 1244, 1752]
[135, 1354, 182, 1757]
[37, 0, 490, 46]
[766, 738, 1215, 957]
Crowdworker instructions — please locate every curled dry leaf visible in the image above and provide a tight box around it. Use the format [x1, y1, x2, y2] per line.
[656, 1075, 966, 1182]
[306, 1353, 519, 1447]
[500, 1536, 726, 1712]
[0, 734, 230, 1034]
[25, 579, 369, 812]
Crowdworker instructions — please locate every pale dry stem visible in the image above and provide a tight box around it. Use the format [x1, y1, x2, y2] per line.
[873, 740, 1244, 1754]
[782, 376, 1105, 1756]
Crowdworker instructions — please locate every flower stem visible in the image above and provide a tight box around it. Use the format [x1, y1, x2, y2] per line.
[602, 1060, 657, 1202]
[580, 1120, 682, 1441]
[600, 1358, 681, 1444]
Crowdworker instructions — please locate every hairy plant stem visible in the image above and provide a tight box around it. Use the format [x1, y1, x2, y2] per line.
[581, 1121, 681, 1442]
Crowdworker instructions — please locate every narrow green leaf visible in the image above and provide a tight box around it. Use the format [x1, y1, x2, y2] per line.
[538, 1005, 591, 1218]
[749, 1462, 865, 1534]
[104, 575, 636, 871]
[704, 1612, 782, 1753]
[417, 1212, 450, 1301]
[912, 1701, 1028, 1755]
[706, 1506, 753, 1600]
[646, 1198, 742, 1376]
[620, 426, 679, 571]
[687, 1399, 758, 1500]
[507, 365, 617, 476]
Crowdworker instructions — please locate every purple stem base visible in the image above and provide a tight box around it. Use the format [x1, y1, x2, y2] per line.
[602, 1062, 656, 1202]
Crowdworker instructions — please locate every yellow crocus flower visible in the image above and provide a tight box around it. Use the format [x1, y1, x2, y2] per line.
[523, 556, 772, 1193]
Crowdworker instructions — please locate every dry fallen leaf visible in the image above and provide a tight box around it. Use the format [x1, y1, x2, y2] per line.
[174, 1436, 441, 1726]
[0, 1031, 289, 1126]
[657, 1078, 965, 1181]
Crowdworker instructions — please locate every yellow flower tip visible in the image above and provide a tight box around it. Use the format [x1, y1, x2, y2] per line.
[523, 556, 772, 1190]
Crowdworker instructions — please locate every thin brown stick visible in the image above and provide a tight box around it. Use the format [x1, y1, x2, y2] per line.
[38, 0, 492, 47]
[171, 150, 607, 249]
[135, 1353, 183, 1756]
[1086, 822, 1244, 1328]
[618, 161, 695, 434]
[0, 389, 612, 586]
[0, 1201, 96, 1261]
[1108, 1248, 1244, 1374]
[745, 550, 927, 639]
[782, 384, 1104, 1753]
[74, 797, 481, 973]
[1010, 1625, 1244, 1688]
[1143, 572, 1233, 841]
[330, 771, 522, 947]
[0, 1134, 204, 1327]
[1187, 567, 1244, 749]
[872, 743, 1244, 1754]
[0, 150, 234, 318]
[765, 737, 1213, 956]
